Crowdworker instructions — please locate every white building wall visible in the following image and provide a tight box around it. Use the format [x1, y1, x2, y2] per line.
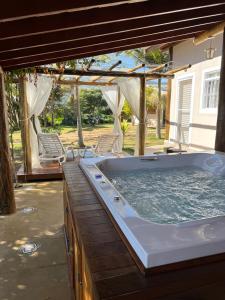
[169, 34, 222, 150]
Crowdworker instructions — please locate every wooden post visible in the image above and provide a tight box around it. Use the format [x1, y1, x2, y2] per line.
[19, 77, 32, 173]
[118, 86, 121, 121]
[139, 77, 146, 155]
[156, 78, 162, 139]
[0, 67, 16, 214]
[73, 84, 85, 148]
[215, 29, 225, 152]
[165, 47, 173, 139]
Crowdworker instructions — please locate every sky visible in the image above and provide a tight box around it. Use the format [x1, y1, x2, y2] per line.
[90, 51, 167, 90]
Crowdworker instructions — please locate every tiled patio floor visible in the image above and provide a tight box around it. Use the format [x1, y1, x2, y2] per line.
[0, 181, 71, 300]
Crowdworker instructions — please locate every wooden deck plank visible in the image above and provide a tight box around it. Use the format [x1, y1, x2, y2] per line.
[84, 240, 128, 259]
[17, 164, 62, 182]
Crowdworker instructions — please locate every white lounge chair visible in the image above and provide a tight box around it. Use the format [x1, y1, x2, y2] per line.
[95, 133, 119, 155]
[38, 133, 66, 165]
[81, 133, 119, 157]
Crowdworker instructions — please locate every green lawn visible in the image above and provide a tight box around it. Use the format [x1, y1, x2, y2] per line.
[12, 123, 165, 161]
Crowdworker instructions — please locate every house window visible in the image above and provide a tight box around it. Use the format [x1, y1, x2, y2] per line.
[202, 70, 220, 110]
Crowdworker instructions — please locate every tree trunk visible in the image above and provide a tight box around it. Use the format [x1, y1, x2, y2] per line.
[73, 85, 85, 148]
[51, 112, 54, 127]
[44, 113, 47, 127]
[156, 78, 162, 139]
[0, 66, 16, 214]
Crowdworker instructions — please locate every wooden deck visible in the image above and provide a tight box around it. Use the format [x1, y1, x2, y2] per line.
[63, 162, 225, 300]
[17, 163, 63, 182]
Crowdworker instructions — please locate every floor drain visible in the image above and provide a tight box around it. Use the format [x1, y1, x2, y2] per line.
[21, 207, 37, 214]
[18, 242, 41, 255]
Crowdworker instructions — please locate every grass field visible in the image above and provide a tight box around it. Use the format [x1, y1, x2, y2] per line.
[12, 123, 165, 162]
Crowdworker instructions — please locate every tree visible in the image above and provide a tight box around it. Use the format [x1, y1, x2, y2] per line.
[5, 82, 20, 160]
[121, 120, 129, 148]
[125, 48, 168, 65]
[61, 55, 111, 145]
[80, 88, 111, 123]
[42, 85, 64, 127]
[146, 86, 158, 113]
[121, 100, 132, 120]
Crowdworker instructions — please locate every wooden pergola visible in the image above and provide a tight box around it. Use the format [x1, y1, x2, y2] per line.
[18, 62, 188, 173]
[1, 1, 225, 215]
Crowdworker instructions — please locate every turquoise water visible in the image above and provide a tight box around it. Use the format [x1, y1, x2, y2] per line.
[105, 166, 225, 224]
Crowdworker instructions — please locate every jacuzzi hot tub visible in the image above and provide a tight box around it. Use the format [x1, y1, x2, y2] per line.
[80, 153, 225, 271]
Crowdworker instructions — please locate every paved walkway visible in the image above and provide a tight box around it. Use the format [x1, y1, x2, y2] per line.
[0, 181, 71, 300]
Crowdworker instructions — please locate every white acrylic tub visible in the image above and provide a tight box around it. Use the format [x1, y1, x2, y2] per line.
[80, 153, 225, 270]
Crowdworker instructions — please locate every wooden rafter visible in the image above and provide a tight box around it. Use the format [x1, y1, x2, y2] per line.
[108, 63, 145, 83]
[147, 64, 167, 73]
[193, 21, 225, 45]
[160, 41, 181, 51]
[0, 1, 147, 22]
[0, 24, 215, 64]
[0, 31, 203, 70]
[164, 64, 191, 75]
[92, 60, 121, 82]
[0, 0, 222, 41]
[1, 10, 224, 55]
[3, 30, 198, 71]
[0, 1, 224, 70]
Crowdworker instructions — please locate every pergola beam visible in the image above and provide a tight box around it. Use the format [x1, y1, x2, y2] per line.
[0, 10, 224, 54]
[57, 79, 117, 86]
[2, 32, 199, 71]
[34, 67, 174, 79]
[92, 60, 121, 82]
[193, 21, 225, 45]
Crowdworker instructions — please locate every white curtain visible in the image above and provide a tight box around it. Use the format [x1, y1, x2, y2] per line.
[101, 86, 125, 153]
[26, 75, 53, 168]
[117, 78, 140, 155]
